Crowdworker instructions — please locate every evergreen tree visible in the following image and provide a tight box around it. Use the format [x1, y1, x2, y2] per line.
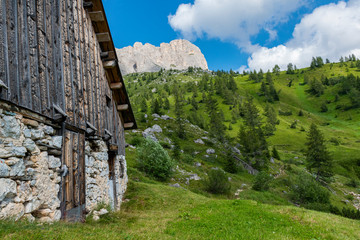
[272, 65, 280, 75]
[264, 104, 278, 136]
[224, 148, 237, 173]
[164, 97, 170, 110]
[140, 98, 148, 113]
[151, 98, 161, 114]
[238, 97, 269, 170]
[206, 96, 226, 140]
[305, 124, 333, 181]
[287, 63, 294, 74]
[272, 146, 280, 160]
[174, 89, 186, 139]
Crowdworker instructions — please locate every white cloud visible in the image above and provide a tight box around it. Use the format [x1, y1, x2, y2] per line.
[249, 0, 360, 71]
[168, 0, 306, 52]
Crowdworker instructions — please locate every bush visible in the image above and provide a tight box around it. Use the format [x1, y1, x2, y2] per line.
[279, 109, 292, 116]
[346, 179, 358, 188]
[205, 169, 231, 194]
[290, 173, 330, 204]
[129, 136, 144, 146]
[137, 138, 175, 181]
[252, 171, 273, 191]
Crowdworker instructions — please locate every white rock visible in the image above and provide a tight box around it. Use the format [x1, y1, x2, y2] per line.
[48, 155, 61, 169]
[0, 178, 17, 202]
[152, 113, 160, 118]
[0, 148, 12, 158]
[93, 215, 100, 221]
[1, 116, 21, 139]
[51, 136, 63, 149]
[160, 115, 173, 120]
[23, 138, 37, 152]
[0, 159, 10, 177]
[0, 203, 24, 221]
[30, 129, 45, 140]
[151, 125, 162, 133]
[194, 139, 204, 145]
[206, 149, 215, 154]
[12, 146, 27, 157]
[98, 208, 109, 216]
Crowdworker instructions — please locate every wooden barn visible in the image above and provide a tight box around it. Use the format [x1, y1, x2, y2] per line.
[0, 0, 136, 222]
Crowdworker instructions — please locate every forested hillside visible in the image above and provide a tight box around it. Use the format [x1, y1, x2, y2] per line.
[124, 56, 360, 218]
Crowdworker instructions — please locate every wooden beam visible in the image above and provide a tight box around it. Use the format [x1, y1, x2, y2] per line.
[88, 11, 105, 22]
[100, 52, 109, 59]
[124, 122, 134, 129]
[103, 60, 117, 69]
[110, 82, 123, 90]
[96, 33, 111, 42]
[83, 1, 93, 9]
[117, 104, 129, 111]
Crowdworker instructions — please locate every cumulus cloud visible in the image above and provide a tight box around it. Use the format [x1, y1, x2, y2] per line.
[168, 0, 306, 52]
[249, 0, 360, 70]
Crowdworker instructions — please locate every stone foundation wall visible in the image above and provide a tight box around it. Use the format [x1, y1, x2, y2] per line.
[0, 109, 62, 222]
[85, 140, 128, 212]
[0, 108, 128, 222]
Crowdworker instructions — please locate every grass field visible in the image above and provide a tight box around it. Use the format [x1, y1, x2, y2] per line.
[1, 180, 360, 240]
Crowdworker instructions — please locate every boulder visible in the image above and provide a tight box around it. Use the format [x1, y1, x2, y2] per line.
[160, 115, 173, 120]
[0, 203, 24, 221]
[23, 138, 37, 152]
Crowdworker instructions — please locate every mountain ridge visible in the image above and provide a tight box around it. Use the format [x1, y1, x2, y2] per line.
[116, 39, 208, 75]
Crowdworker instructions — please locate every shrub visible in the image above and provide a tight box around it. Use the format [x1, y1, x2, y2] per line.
[290, 173, 330, 204]
[137, 138, 175, 181]
[272, 147, 280, 160]
[252, 171, 273, 191]
[346, 179, 358, 188]
[205, 169, 231, 194]
[279, 109, 292, 116]
[129, 136, 144, 146]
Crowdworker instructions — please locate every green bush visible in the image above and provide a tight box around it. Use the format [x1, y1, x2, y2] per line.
[252, 171, 273, 191]
[136, 138, 175, 181]
[129, 136, 144, 146]
[205, 169, 231, 194]
[290, 173, 330, 204]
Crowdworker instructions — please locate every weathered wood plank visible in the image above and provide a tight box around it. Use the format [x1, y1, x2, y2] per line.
[88, 11, 104, 22]
[103, 60, 116, 69]
[65, 131, 73, 211]
[76, 0, 85, 129]
[28, 0, 41, 112]
[0, 0, 10, 99]
[6, 0, 19, 104]
[37, 0, 50, 116]
[124, 122, 134, 129]
[117, 104, 129, 111]
[17, 0, 31, 108]
[110, 82, 122, 90]
[79, 133, 86, 205]
[96, 32, 110, 42]
[72, 132, 79, 207]
[45, 0, 55, 117]
[63, 0, 74, 124]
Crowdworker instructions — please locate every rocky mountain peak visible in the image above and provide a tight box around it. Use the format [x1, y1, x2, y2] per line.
[116, 39, 208, 75]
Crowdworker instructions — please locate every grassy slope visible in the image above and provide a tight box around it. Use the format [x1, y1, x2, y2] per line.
[2, 63, 360, 239]
[1, 180, 360, 240]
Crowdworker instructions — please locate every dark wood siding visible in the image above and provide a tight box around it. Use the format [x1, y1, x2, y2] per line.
[0, 0, 133, 148]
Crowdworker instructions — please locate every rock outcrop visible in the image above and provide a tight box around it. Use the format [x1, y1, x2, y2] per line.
[116, 39, 208, 75]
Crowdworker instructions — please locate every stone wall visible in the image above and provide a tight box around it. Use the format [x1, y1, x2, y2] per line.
[85, 140, 128, 212]
[0, 108, 128, 222]
[0, 109, 62, 222]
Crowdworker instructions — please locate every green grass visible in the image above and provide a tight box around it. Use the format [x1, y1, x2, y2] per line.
[1, 181, 360, 240]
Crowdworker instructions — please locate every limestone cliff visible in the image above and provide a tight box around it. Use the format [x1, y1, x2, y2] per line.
[116, 39, 208, 75]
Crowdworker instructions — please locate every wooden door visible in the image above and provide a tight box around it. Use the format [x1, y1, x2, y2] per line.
[61, 130, 86, 222]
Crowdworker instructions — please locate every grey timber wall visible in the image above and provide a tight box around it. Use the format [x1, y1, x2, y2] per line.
[0, 0, 130, 155]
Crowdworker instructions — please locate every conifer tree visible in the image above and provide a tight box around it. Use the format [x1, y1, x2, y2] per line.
[305, 123, 333, 181]
[174, 90, 186, 139]
[238, 97, 269, 170]
[272, 146, 280, 160]
[164, 97, 170, 110]
[151, 98, 161, 114]
[140, 98, 148, 113]
[206, 96, 226, 141]
[264, 104, 278, 136]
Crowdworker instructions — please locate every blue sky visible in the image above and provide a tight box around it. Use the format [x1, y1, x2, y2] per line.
[103, 0, 360, 71]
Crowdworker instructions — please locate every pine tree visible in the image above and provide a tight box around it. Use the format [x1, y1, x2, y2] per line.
[174, 90, 186, 139]
[206, 96, 226, 140]
[140, 98, 148, 113]
[164, 97, 170, 110]
[151, 98, 161, 114]
[272, 65, 280, 75]
[238, 97, 269, 170]
[224, 148, 237, 173]
[305, 123, 333, 181]
[264, 104, 278, 136]
[272, 146, 280, 160]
